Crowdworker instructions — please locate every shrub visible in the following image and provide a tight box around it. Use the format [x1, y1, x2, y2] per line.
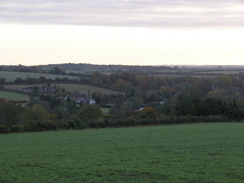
[56, 120, 70, 129]
[139, 116, 155, 125]
[74, 118, 87, 129]
[10, 125, 25, 133]
[24, 120, 36, 132]
[44, 121, 57, 131]
[77, 104, 103, 122]
[116, 118, 129, 127]
[108, 120, 120, 127]
[24, 120, 39, 132]
[0, 125, 9, 133]
[158, 116, 170, 125]
[88, 119, 105, 128]
[66, 120, 79, 129]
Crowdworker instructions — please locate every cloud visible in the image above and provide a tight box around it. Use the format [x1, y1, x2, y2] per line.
[0, 0, 244, 29]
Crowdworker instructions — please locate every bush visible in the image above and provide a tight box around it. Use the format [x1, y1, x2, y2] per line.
[139, 117, 155, 125]
[108, 120, 120, 127]
[66, 120, 79, 129]
[24, 120, 56, 132]
[24, 120, 39, 132]
[0, 125, 9, 133]
[74, 118, 86, 129]
[44, 121, 57, 131]
[10, 125, 25, 133]
[56, 120, 70, 129]
[88, 119, 105, 128]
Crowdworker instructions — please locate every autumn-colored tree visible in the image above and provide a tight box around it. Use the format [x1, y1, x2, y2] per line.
[125, 81, 134, 92]
[135, 74, 151, 90]
[119, 72, 136, 83]
[114, 79, 126, 90]
[92, 77, 103, 87]
[215, 75, 232, 89]
[138, 107, 157, 120]
[159, 86, 175, 99]
[153, 76, 168, 89]
[145, 90, 158, 103]
[92, 91, 106, 104]
[207, 89, 225, 99]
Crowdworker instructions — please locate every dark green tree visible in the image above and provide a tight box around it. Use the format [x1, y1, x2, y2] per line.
[200, 98, 224, 116]
[0, 102, 22, 128]
[77, 104, 103, 122]
[227, 100, 242, 121]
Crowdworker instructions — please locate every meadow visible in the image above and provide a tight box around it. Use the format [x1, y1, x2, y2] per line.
[3, 83, 125, 96]
[56, 84, 125, 95]
[0, 71, 79, 82]
[0, 123, 243, 182]
[0, 90, 30, 101]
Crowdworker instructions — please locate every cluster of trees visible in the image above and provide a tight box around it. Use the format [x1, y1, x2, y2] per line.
[0, 97, 240, 134]
[1, 71, 244, 133]
[8, 76, 78, 85]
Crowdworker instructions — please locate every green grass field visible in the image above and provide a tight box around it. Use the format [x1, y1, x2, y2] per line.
[0, 90, 30, 101]
[56, 84, 125, 95]
[3, 84, 125, 95]
[0, 71, 79, 82]
[0, 123, 243, 182]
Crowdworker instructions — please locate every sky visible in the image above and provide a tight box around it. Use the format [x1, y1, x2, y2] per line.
[0, 0, 244, 66]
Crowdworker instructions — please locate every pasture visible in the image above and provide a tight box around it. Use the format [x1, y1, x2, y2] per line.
[0, 90, 30, 101]
[0, 71, 79, 82]
[0, 123, 243, 182]
[196, 70, 243, 75]
[56, 84, 125, 95]
[3, 83, 125, 95]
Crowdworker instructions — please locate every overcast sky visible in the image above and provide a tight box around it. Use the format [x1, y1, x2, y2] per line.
[0, 0, 244, 66]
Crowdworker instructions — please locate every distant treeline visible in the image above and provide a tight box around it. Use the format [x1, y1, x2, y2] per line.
[1, 64, 244, 133]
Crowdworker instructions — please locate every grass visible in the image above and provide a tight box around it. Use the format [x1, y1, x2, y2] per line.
[0, 71, 79, 82]
[3, 83, 125, 95]
[0, 90, 30, 101]
[56, 84, 125, 95]
[0, 123, 243, 182]
[196, 71, 242, 75]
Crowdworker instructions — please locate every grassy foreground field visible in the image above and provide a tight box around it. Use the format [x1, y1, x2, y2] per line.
[0, 123, 243, 182]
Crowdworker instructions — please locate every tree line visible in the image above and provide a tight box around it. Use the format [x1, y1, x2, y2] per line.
[1, 71, 244, 133]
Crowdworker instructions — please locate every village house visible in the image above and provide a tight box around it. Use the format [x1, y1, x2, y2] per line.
[65, 94, 96, 105]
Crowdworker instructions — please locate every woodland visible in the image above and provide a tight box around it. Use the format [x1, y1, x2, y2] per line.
[0, 64, 244, 133]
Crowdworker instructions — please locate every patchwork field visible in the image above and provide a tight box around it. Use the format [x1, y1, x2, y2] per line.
[0, 90, 30, 101]
[3, 83, 125, 95]
[0, 123, 243, 182]
[56, 84, 125, 95]
[0, 71, 79, 82]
